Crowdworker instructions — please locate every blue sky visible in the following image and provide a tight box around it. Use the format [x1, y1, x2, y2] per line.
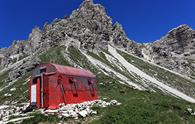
[0, 0, 195, 48]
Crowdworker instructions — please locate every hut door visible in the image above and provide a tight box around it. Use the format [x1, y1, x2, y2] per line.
[43, 76, 49, 108]
[31, 66, 46, 108]
[31, 77, 41, 108]
[31, 83, 37, 105]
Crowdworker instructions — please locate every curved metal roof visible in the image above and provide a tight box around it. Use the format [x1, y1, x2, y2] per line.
[50, 63, 96, 78]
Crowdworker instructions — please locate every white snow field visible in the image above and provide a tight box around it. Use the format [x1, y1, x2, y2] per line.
[108, 45, 195, 103]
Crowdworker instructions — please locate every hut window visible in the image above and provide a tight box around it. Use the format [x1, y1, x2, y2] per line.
[33, 78, 37, 84]
[40, 68, 46, 73]
[46, 66, 56, 73]
[69, 78, 78, 97]
[58, 79, 65, 100]
[88, 79, 95, 97]
[58, 79, 61, 85]
[32, 67, 40, 77]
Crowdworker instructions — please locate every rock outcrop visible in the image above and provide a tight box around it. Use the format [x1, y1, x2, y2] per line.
[0, 0, 195, 86]
[143, 24, 195, 79]
[40, 0, 135, 52]
[0, 0, 137, 82]
[29, 27, 42, 53]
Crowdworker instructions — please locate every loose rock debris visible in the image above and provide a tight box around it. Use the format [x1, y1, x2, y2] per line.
[187, 108, 195, 116]
[44, 99, 121, 119]
[0, 99, 121, 123]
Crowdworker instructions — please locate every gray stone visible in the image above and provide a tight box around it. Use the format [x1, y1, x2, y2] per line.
[142, 24, 195, 79]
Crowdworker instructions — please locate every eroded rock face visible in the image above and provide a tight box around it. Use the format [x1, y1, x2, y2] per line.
[7, 56, 40, 82]
[0, 40, 32, 69]
[29, 27, 42, 53]
[0, 0, 138, 62]
[143, 24, 195, 78]
[1, 0, 137, 83]
[40, 0, 137, 52]
[1, 0, 195, 86]
[39, 0, 113, 52]
[0, 48, 6, 69]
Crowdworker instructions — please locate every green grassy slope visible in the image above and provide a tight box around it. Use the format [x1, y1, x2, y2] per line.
[187, 59, 195, 79]
[0, 73, 30, 104]
[0, 71, 9, 88]
[92, 81, 195, 124]
[1, 46, 195, 124]
[39, 46, 70, 66]
[20, 78, 195, 124]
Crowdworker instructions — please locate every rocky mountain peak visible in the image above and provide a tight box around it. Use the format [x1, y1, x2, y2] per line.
[143, 24, 195, 79]
[2, 2, 195, 119]
[70, 0, 112, 27]
[113, 22, 124, 32]
[0, 0, 141, 73]
[81, 0, 94, 7]
[169, 24, 192, 33]
[163, 24, 194, 42]
[28, 27, 42, 52]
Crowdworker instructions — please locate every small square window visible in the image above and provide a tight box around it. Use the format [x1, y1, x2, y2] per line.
[33, 78, 37, 84]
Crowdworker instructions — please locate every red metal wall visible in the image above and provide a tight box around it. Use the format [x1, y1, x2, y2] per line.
[43, 75, 49, 108]
[30, 64, 99, 109]
[46, 74, 98, 109]
[36, 78, 41, 108]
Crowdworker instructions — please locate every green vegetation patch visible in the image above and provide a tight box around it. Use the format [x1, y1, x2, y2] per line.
[39, 46, 70, 66]
[2, 46, 195, 124]
[92, 78, 195, 124]
[0, 71, 9, 88]
[68, 46, 97, 73]
[87, 52, 115, 69]
[21, 113, 60, 124]
[0, 73, 30, 104]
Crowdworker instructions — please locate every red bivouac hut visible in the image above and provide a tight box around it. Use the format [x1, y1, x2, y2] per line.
[30, 63, 98, 109]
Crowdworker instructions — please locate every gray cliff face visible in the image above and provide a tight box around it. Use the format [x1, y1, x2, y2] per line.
[0, 0, 135, 82]
[29, 27, 42, 52]
[40, 0, 114, 51]
[40, 0, 135, 52]
[0, 48, 6, 69]
[0, 40, 29, 68]
[1, 0, 195, 83]
[111, 22, 141, 55]
[143, 24, 195, 79]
